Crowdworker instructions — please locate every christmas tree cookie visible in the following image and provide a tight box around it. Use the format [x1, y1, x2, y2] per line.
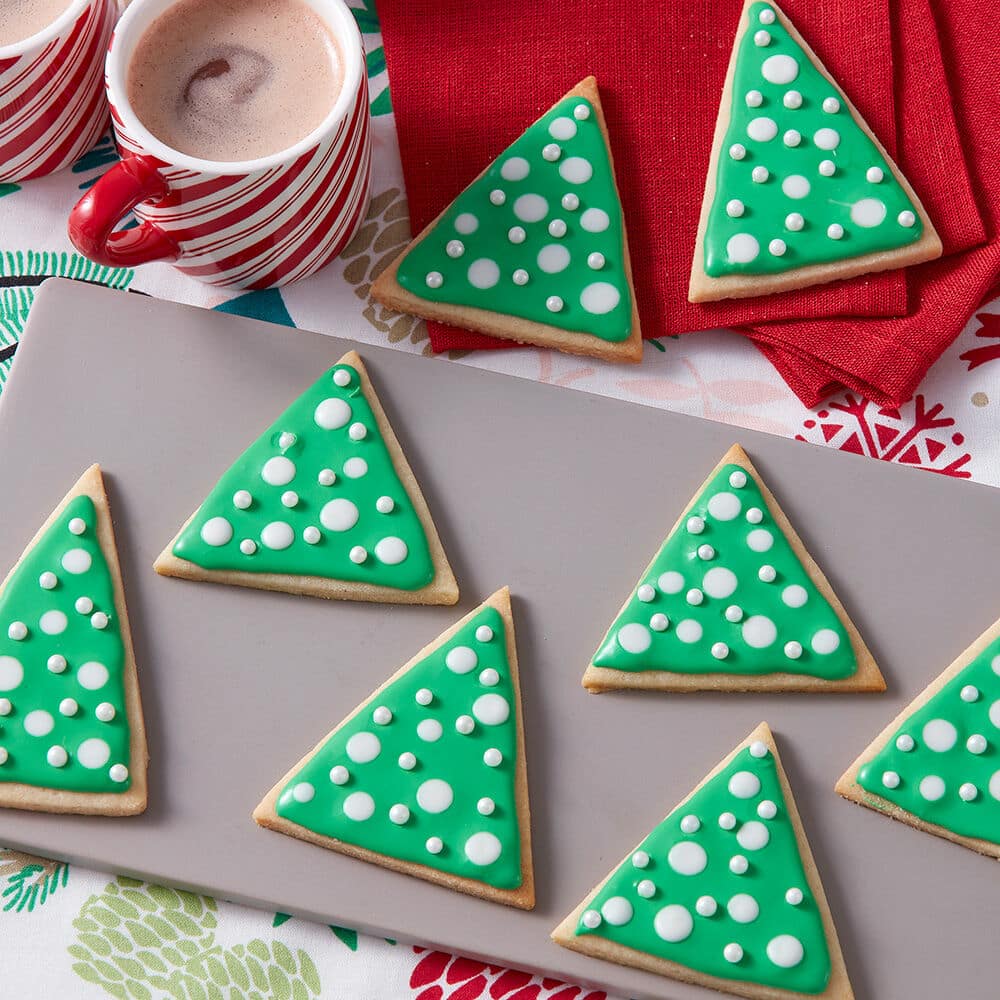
[689, 0, 941, 302]
[0, 466, 147, 815]
[553, 724, 854, 1000]
[253, 587, 534, 908]
[372, 76, 642, 363]
[584, 444, 883, 692]
[155, 351, 458, 605]
[837, 615, 1000, 859]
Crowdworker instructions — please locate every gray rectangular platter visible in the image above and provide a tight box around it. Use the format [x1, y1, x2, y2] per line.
[2, 279, 1000, 1000]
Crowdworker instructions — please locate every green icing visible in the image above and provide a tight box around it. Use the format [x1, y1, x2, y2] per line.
[172, 363, 435, 590]
[275, 604, 523, 889]
[395, 96, 632, 342]
[592, 462, 854, 678]
[856, 634, 1000, 843]
[704, 1, 922, 276]
[0, 496, 132, 793]
[575, 742, 830, 994]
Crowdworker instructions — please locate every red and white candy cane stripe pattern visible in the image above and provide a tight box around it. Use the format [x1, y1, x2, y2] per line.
[0, 0, 114, 183]
[110, 78, 372, 290]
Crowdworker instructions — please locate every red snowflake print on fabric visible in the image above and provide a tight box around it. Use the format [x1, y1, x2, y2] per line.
[796, 393, 972, 478]
[959, 312, 1000, 372]
[408, 948, 608, 1000]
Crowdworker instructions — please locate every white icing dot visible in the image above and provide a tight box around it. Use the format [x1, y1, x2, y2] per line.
[375, 537, 408, 565]
[725, 605, 744, 623]
[240, 539, 257, 555]
[676, 619, 703, 644]
[47, 655, 66, 673]
[650, 613, 670, 632]
[95, 702, 115, 723]
[737, 820, 770, 851]
[202, 514, 233, 545]
[292, 782, 315, 803]
[512, 269, 529, 285]
[348, 423, 367, 443]
[923, 718, 958, 752]
[508, 226, 526, 244]
[303, 526, 320, 545]
[483, 748, 503, 767]
[346, 732, 381, 763]
[784, 641, 803, 659]
[745, 90, 763, 108]
[896, 734, 915, 752]
[769, 238, 787, 256]
[417, 719, 443, 742]
[742, 615, 777, 649]
[415, 688, 433, 706]
[500, 157, 529, 181]
[376, 496, 395, 516]
[746, 507, 763, 524]
[91, 611, 109, 630]
[898, 210, 916, 227]
[711, 643, 729, 660]
[696, 895, 717, 917]
[513, 193, 548, 223]
[68, 518, 86, 536]
[489, 189, 506, 206]
[447, 240, 466, 260]
[729, 143, 747, 161]
[343, 791, 375, 821]
[811, 628, 841, 654]
[77, 737, 111, 769]
[537, 244, 571, 274]
[654, 905, 693, 942]
[783, 90, 802, 109]
[702, 568, 738, 600]
[549, 116, 577, 140]
[425, 837, 443, 854]
[541, 144, 560, 162]
[751, 166, 769, 184]
[632, 851, 650, 868]
[479, 668, 500, 686]
[867, 166, 884, 183]
[468, 258, 501, 289]
[960, 783, 978, 801]
[332, 369, 352, 387]
[454, 212, 478, 234]
[23, 710, 53, 737]
[754, 29, 771, 46]
[7, 622, 27, 641]
[61, 548, 92, 575]
[726, 199, 745, 218]
[786, 212, 805, 231]
[425, 272, 443, 289]
[659, 571, 684, 594]
[39, 572, 57, 590]
[719, 812, 737, 830]
[47, 746, 68, 768]
[0, 748, 7, 765]
[318, 469, 336, 486]
[668, 841, 708, 876]
[329, 765, 349, 785]
[968, 734, 988, 754]
[343, 458, 368, 479]
[637, 879, 656, 898]
[686, 588, 704, 606]
[851, 197, 887, 228]
[416, 778, 453, 814]
[601, 896, 634, 926]
[547, 217, 566, 237]
[961, 685, 979, 702]
[580, 282, 621, 315]
[747, 528, 774, 552]
[758, 799, 778, 819]
[761, 53, 798, 83]
[372, 706, 392, 726]
[919, 775, 946, 800]
[581, 910, 601, 929]
[823, 96, 841, 113]
[827, 223, 844, 240]
[0, 698, 10, 715]
[680, 814, 701, 834]
[782, 584, 808, 608]
[758, 565, 777, 583]
[724, 943, 744, 964]
[77, 661, 109, 690]
[786, 887, 804, 905]
[587, 252, 605, 270]
[398, 752, 416, 770]
[446, 646, 478, 674]
[767, 935, 804, 969]
[260, 521, 294, 551]
[573, 103, 591, 120]
[708, 492, 742, 520]
[581, 208, 610, 233]
[781, 174, 810, 199]
[729, 770, 761, 799]
[473, 693, 510, 726]
[814, 127, 840, 150]
[990, 772, 1000, 801]
[749, 741, 768, 758]
[727, 893, 759, 923]
[546, 295, 564, 313]
[637, 584, 656, 602]
[478, 797, 495, 815]
[464, 831, 502, 866]
[559, 156, 593, 184]
[281, 490, 299, 508]
[562, 194, 579, 211]
[819, 159, 836, 176]
[59, 698, 78, 717]
[747, 117, 777, 142]
[617, 623, 651, 654]
[0, 657, 22, 692]
[109, 764, 128, 783]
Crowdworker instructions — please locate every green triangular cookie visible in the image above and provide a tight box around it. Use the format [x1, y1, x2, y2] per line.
[372, 77, 642, 363]
[690, 0, 940, 301]
[584, 444, 883, 692]
[253, 587, 534, 908]
[553, 724, 854, 1000]
[155, 351, 458, 605]
[0, 465, 147, 815]
[838, 615, 1000, 859]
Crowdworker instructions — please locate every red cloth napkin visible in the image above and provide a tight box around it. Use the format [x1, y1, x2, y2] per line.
[747, 0, 994, 407]
[378, 0, 912, 357]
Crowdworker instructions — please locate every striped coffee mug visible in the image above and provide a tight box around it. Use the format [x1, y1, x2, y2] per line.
[68, 0, 372, 289]
[0, 0, 116, 183]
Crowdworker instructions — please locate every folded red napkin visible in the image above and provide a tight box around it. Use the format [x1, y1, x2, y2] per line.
[749, 0, 994, 406]
[378, 0, 912, 357]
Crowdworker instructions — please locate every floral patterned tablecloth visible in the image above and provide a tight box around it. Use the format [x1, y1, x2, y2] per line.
[1, 3, 998, 997]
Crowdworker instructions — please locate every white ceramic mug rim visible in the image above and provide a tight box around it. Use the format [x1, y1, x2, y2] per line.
[104, 0, 365, 175]
[0, 0, 93, 61]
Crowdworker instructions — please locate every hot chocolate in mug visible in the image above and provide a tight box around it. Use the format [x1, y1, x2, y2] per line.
[68, 0, 372, 289]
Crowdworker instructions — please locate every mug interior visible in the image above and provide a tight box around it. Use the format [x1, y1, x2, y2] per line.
[104, 0, 365, 174]
[0, 0, 92, 61]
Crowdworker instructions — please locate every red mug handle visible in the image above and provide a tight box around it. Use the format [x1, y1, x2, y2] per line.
[68, 154, 181, 268]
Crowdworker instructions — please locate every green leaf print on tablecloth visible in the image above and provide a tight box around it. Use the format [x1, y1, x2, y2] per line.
[351, 0, 392, 117]
[0, 848, 69, 913]
[71, 878, 323, 1000]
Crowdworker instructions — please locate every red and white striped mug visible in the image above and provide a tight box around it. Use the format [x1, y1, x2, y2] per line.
[0, 0, 116, 183]
[68, 0, 372, 289]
